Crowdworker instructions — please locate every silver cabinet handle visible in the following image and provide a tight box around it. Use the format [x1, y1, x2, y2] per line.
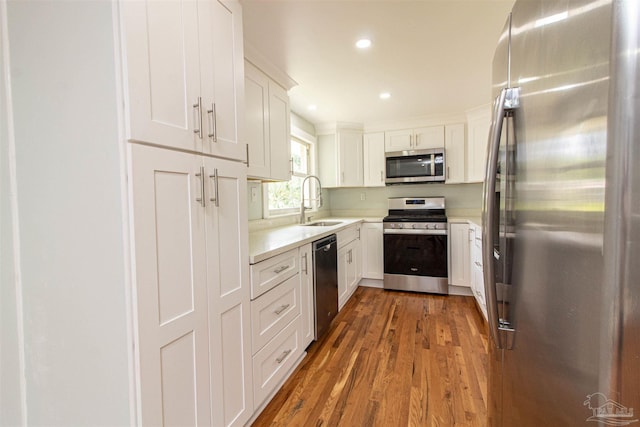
[274, 265, 289, 274]
[195, 166, 205, 207]
[206, 103, 217, 141]
[482, 86, 519, 350]
[208, 168, 219, 207]
[193, 97, 202, 139]
[274, 304, 290, 315]
[275, 349, 292, 364]
[301, 253, 308, 274]
[246, 144, 250, 167]
[341, 172, 345, 184]
[409, 134, 413, 147]
[475, 261, 482, 267]
[380, 170, 383, 182]
[447, 166, 450, 179]
[410, 267, 418, 272]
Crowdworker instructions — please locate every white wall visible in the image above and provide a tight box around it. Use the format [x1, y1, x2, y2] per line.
[3, 1, 132, 424]
[328, 183, 483, 217]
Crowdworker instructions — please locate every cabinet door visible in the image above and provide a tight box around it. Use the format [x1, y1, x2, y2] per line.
[268, 81, 292, 181]
[338, 130, 363, 187]
[245, 61, 270, 179]
[449, 223, 471, 287]
[385, 129, 412, 152]
[337, 245, 349, 310]
[122, 1, 202, 152]
[414, 125, 445, 150]
[467, 107, 491, 183]
[203, 157, 253, 427]
[129, 144, 211, 426]
[445, 124, 466, 184]
[363, 132, 386, 187]
[299, 244, 314, 348]
[361, 223, 383, 279]
[350, 241, 362, 292]
[199, 0, 245, 161]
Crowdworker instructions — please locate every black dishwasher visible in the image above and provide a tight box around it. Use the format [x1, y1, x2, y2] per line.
[313, 234, 338, 341]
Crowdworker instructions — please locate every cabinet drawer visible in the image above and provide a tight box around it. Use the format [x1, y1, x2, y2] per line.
[252, 316, 302, 408]
[337, 224, 360, 248]
[250, 248, 299, 299]
[251, 274, 301, 353]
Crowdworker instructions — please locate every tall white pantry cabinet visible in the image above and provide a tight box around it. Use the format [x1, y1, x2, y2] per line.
[122, 1, 253, 426]
[2, 1, 251, 426]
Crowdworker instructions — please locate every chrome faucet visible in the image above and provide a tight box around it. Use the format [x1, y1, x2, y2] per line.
[300, 175, 323, 224]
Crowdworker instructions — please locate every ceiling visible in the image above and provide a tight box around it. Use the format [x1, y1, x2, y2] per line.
[240, 0, 515, 127]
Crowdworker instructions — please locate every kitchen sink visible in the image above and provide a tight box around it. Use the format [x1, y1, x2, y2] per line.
[303, 221, 343, 227]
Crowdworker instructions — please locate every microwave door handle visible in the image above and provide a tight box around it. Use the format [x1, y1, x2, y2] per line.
[430, 153, 435, 176]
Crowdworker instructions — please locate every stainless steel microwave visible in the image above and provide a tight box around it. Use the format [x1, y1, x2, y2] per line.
[385, 148, 446, 184]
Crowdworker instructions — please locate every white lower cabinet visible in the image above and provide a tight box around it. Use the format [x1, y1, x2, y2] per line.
[361, 222, 383, 279]
[337, 224, 362, 310]
[252, 316, 302, 407]
[449, 222, 471, 287]
[299, 243, 315, 348]
[470, 224, 487, 320]
[249, 248, 304, 410]
[130, 143, 253, 427]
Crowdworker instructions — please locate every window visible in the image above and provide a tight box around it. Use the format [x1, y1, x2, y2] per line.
[266, 137, 314, 216]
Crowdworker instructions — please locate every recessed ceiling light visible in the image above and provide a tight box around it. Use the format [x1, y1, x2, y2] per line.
[355, 39, 372, 49]
[307, 104, 317, 111]
[379, 92, 391, 100]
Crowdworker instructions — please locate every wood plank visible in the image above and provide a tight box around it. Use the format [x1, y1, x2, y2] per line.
[252, 287, 488, 427]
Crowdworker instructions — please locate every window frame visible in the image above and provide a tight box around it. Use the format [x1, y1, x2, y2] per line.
[263, 127, 317, 218]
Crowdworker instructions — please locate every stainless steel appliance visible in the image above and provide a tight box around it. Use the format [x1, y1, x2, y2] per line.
[312, 234, 338, 341]
[383, 197, 448, 294]
[385, 148, 445, 184]
[485, 1, 640, 425]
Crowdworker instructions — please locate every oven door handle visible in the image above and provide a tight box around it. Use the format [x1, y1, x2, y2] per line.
[383, 229, 447, 236]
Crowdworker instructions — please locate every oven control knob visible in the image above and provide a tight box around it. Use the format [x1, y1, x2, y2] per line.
[427, 224, 435, 229]
[412, 224, 417, 229]
[398, 224, 403, 229]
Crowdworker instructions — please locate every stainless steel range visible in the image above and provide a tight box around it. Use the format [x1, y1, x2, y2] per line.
[383, 197, 448, 295]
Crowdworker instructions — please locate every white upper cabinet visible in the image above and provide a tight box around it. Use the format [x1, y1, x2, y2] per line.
[267, 81, 291, 181]
[122, 0, 245, 161]
[245, 61, 291, 181]
[363, 132, 386, 187]
[445, 123, 466, 184]
[385, 125, 444, 152]
[318, 129, 363, 187]
[244, 61, 270, 178]
[467, 105, 491, 183]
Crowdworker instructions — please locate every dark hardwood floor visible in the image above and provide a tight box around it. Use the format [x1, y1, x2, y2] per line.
[252, 286, 489, 427]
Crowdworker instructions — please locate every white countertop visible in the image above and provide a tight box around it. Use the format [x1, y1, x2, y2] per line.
[249, 217, 382, 264]
[448, 216, 482, 227]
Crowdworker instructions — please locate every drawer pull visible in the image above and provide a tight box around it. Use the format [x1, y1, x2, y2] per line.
[275, 349, 292, 364]
[274, 265, 289, 274]
[274, 304, 290, 315]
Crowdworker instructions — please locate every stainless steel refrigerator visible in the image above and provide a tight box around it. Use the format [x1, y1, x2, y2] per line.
[483, 0, 640, 425]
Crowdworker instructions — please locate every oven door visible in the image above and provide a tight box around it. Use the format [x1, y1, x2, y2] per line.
[383, 229, 449, 294]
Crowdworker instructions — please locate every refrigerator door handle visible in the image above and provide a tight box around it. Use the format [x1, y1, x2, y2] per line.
[482, 87, 519, 350]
